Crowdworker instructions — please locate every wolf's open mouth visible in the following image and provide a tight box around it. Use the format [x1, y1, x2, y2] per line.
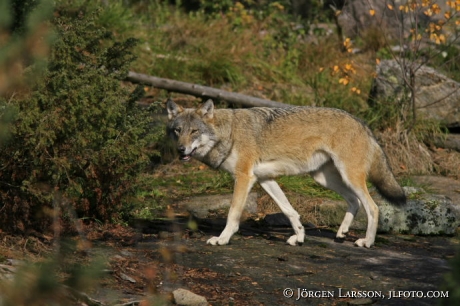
[179, 148, 197, 161]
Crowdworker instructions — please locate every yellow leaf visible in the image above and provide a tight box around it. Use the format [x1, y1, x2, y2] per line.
[439, 34, 446, 44]
[339, 77, 349, 85]
[376, 58, 381, 65]
[387, 4, 394, 10]
[369, 9, 375, 16]
[351, 87, 361, 95]
[431, 4, 441, 14]
[430, 33, 442, 44]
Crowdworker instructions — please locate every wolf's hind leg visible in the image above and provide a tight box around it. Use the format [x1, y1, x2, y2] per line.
[352, 187, 378, 248]
[259, 180, 305, 246]
[314, 161, 378, 248]
[311, 161, 360, 239]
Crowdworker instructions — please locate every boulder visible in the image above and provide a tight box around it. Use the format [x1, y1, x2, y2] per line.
[338, 0, 452, 40]
[173, 288, 208, 306]
[338, 0, 406, 40]
[182, 177, 460, 235]
[320, 187, 460, 235]
[184, 192, 258, 219]
[370, 59, 460, 128]
[434, 134, 460, 152]
[379, 192, 460, 235]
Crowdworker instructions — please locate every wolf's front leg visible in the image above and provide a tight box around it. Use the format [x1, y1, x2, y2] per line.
[207, 172, 256, 246]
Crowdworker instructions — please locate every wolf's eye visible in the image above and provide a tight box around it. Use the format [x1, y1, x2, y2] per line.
[191, 129, 198, 135]
[174, 127, 181, 134]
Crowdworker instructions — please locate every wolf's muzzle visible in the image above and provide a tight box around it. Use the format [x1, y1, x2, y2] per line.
[178, 146, 196, 161]
[178, 145, 186, 154]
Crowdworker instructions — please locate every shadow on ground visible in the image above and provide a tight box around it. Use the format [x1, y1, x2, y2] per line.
[119, 216, 458, 306]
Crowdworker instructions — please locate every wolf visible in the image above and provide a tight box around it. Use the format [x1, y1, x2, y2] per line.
[166, 99, 406, 248]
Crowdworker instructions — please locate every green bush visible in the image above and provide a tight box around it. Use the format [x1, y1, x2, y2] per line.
[0, 4, 160, 233]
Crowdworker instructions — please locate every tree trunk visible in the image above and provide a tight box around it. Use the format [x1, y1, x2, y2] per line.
[126, 71, 291, 108]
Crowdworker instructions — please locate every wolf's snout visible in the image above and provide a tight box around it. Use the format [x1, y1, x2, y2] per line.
[178, 145, 186, 153]
[177, 145, 195, 161]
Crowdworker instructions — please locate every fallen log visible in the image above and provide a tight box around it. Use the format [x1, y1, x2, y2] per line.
[126, 71, 291, 108]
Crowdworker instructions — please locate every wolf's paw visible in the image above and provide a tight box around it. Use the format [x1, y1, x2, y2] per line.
[336, 225, 350, 238]
[336, 230, 347, 239]
[287, 234, 304, 246]
[206, 236, 230, 246]
[354, 238, 374, 248]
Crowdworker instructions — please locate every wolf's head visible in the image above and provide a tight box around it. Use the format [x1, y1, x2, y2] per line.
[166, 99, 218, 161]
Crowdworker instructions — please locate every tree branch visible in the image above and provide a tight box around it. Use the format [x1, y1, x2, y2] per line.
[126, 71, 291, 108]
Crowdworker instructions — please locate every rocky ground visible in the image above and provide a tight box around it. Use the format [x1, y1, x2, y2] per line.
[3, 217, 457, 306]
[133, 217, 458, 306]
[1, 176, 459, 306]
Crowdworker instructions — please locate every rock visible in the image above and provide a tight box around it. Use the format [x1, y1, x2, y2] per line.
[411, 176, 460, 205]
[120, 273, 136, 283]
[0, 264, 16, 273]
[0, 262, 18, 282]
[307, 185, 460, 235]
[120, 250, 133, 257]
[434, 134, 460, 152]
[338, 0, 403, 40]
[338, 0, 452, 41]
[110, 255, 125, 261]
[7, 259, 24, 266]
[184, 192, 258, 219]
[172, 288, 208, 306]
[370, 59, 460, 128]
[379, 193, 460, 235]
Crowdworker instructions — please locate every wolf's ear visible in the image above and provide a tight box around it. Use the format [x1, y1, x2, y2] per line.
[198, 99, 214, 120]
[166, 99, 183, 120]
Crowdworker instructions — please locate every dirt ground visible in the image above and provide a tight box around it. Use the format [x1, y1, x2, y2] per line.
[0, 212, 458, 306]
[82, 215, 457, 306]
[1, 174, 460, 306]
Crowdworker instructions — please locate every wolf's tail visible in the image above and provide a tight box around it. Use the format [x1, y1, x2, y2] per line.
[368, 148, 406, 206]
